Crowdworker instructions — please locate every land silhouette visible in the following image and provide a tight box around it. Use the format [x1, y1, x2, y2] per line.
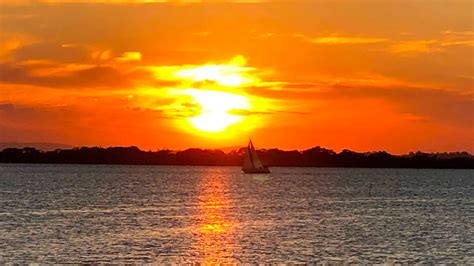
[1, 146, 473, 169]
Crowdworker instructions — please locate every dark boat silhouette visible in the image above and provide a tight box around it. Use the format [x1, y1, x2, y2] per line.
[242, 140, 270, 174]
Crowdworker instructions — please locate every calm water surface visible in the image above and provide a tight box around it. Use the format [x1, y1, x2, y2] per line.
[0, 164, 473, 263]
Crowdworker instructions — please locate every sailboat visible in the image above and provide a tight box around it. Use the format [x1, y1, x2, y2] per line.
[242, 140, 270, 174]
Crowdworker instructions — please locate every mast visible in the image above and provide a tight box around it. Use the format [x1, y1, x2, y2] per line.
[248, 140, 255, 168]
[249, 139, 264, 169]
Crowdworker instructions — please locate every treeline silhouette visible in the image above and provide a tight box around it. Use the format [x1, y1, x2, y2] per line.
[1, 146, 473, 169]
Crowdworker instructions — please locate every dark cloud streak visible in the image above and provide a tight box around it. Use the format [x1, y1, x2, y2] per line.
[0, 62, 151, 89]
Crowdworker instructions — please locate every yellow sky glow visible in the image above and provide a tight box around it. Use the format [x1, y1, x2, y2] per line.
[135, 55, 269, 135]
[183, 89, 250, 133]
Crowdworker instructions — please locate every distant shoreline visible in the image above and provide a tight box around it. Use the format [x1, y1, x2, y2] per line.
[1, 162, 473, 170]
[1, 146, 473, 169]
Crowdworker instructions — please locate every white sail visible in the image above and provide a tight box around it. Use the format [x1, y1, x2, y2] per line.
[248, 141, 265, 169]
[242, 145, 254, 171]
[242, 140, 269, 173]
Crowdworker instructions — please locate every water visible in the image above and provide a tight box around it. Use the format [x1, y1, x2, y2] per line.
[0, 164, 472, 264]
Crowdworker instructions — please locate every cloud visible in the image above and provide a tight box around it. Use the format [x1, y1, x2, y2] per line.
[115, 51, 142, 62]
[442, 31, 474, 37]
[0, 62, 149, 88]
[2, 0, 269, 3]
[91, 50, 112, 61]
[243, 75, 474, 127]
[330, 85, 474, 127]
[389, 39, 474, 54]
[441, 31, 474, 47]
[228, 108, 309, 116]
[9, 42, 140, 64]
[0, 32, 37, 59]
[294, 31, 472, 55]
[390, 40, 442, 54]
[390, 31, 474, 54]
[295, 34, 387, 45]
[12, 42, 92, 63]
[441, 40, 474, 47]
[227, 109, 274, 116]
[145, 55, 259, 88]
[0, 54, 261, 92]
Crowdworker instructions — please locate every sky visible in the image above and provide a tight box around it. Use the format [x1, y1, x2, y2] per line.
[0, 0, 473, 153]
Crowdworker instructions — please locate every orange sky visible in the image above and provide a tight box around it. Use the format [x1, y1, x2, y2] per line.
[0, 0, 473, 153]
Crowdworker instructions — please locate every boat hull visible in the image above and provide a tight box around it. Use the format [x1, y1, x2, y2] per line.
[242, 167, 270, 174]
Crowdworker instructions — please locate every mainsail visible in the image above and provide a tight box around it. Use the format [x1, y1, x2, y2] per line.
[242, 140, 270, 173]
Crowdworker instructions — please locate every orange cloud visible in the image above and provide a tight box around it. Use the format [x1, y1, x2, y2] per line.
[4, 0, 267, 3]
[0, 62, 150, 88]
[441, 31, 474, 47]
[0, 32, 36, 59]
[91, 50, 112, 61]
[295, 34, 387, 45]
[390, 31, 474, 54]
[390, 40, 441, 54]
[115, 51, 142, 62]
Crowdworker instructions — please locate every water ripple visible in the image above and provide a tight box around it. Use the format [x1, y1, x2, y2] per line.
[0, 164, 472, 264]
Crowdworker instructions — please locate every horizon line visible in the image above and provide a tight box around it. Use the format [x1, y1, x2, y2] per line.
[2, 144, 473, 157]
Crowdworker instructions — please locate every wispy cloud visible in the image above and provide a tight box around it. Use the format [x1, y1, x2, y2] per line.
[0, 62, 149, 89]
[3, 0, 269, 3]
[295, 34, 387, 45]
[0, 32, 36, 59]
[441, 30, 474, 47]
[115, 51, 142, 62]
[390, 30, 474, 54]
[247, 76, 474, 127]
[442, 31, 474, 37]
[390, 40, 442, 54]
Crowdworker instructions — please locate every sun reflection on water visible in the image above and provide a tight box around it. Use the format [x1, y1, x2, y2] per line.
[195, 173, 238, 264]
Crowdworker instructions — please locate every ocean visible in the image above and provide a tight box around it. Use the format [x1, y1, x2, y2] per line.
[0, 164, 472, 263]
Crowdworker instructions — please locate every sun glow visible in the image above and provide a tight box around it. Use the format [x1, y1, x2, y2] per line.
[148, 55, 266, 134]
[181, 89, 250, 133]
[174, 55, 257, 87]
[144, 55, 268, 135]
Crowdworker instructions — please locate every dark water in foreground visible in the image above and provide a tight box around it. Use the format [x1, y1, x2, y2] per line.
[0, 164, 472, 263]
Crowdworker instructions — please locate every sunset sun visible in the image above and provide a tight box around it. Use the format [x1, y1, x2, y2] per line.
[158, 55, 262, 134]
[178, 89, 250, 133]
